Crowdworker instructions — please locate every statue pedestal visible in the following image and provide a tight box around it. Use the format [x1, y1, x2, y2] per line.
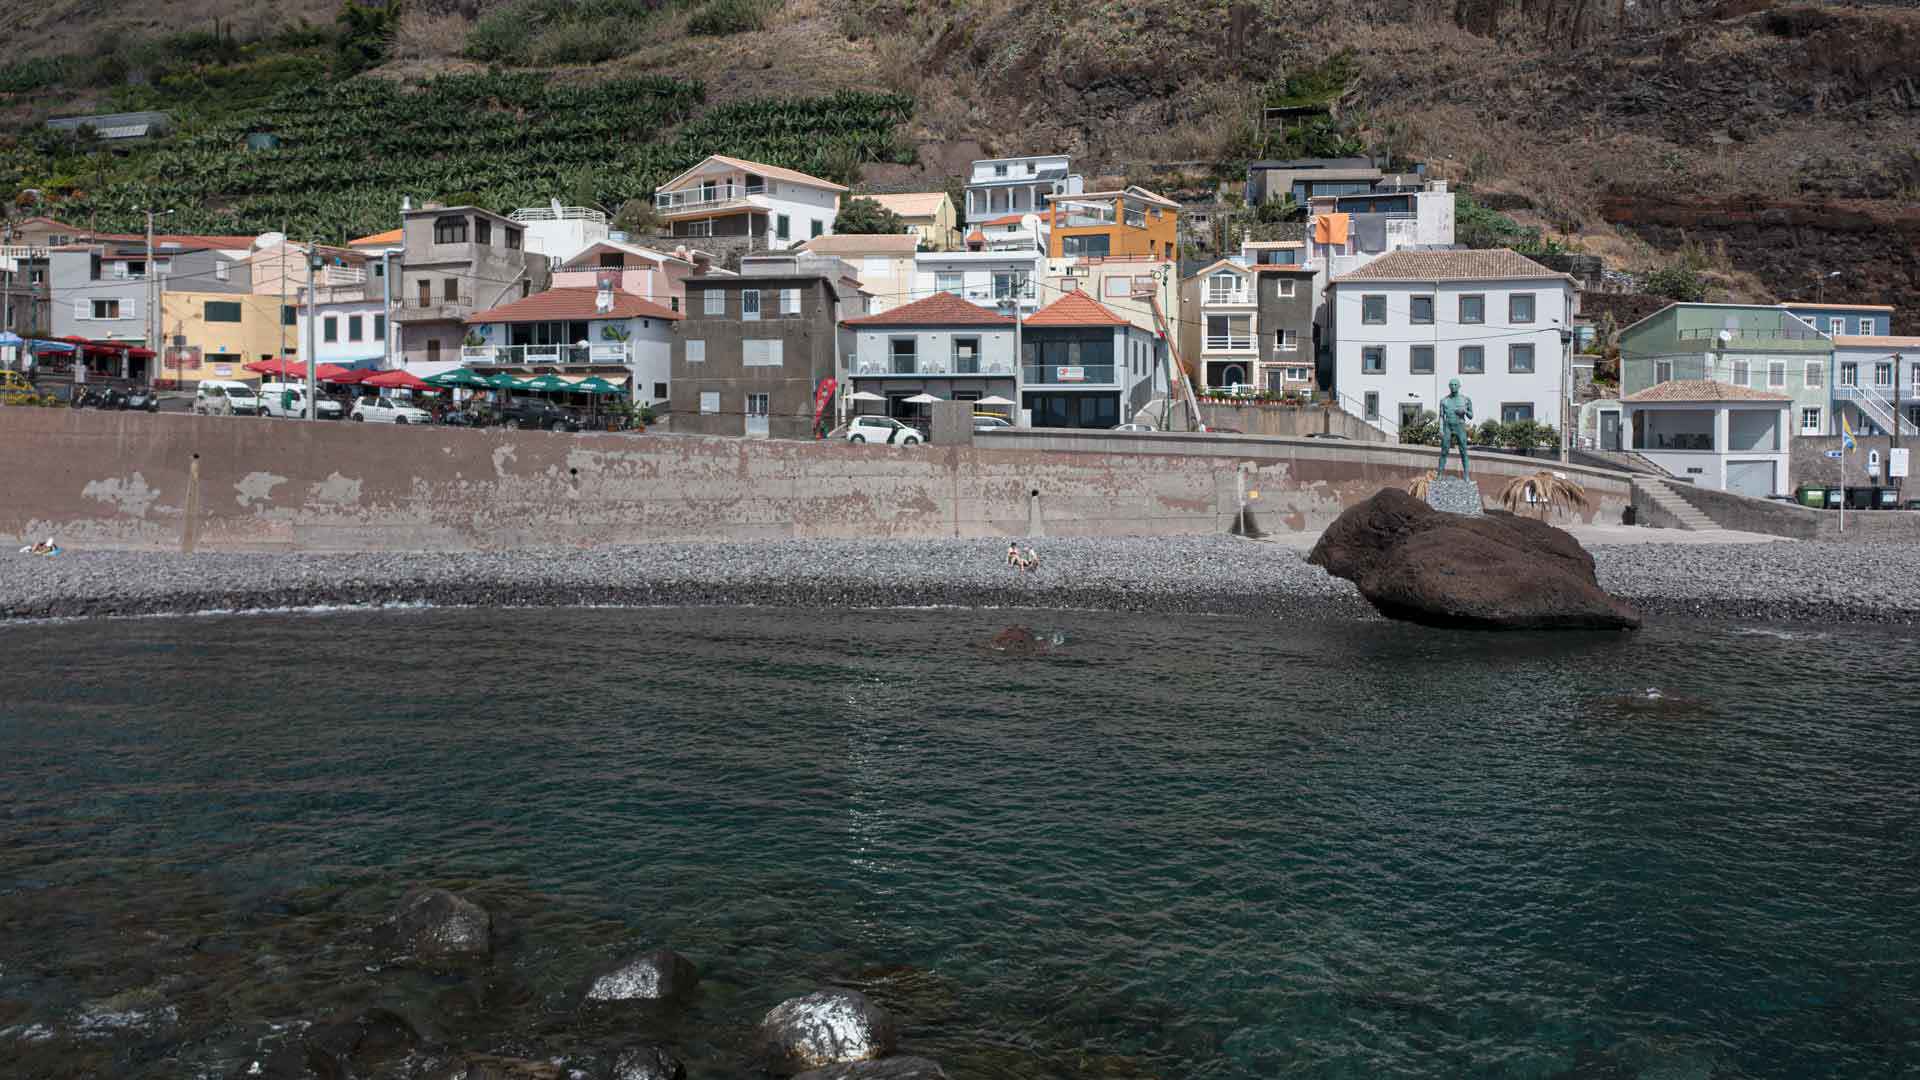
[1425, 475, 1484, 517]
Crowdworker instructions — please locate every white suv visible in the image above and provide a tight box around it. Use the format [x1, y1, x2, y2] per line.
[845, 415, 923, 445]
[193, 379, 262, 416]
[350, 395, 432, 425]
[260, 382, 343, 419]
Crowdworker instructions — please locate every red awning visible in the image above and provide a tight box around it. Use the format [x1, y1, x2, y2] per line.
[321, 369, 377, 385]
[363, 370, 434, 391]
[314, 363, 355, 381]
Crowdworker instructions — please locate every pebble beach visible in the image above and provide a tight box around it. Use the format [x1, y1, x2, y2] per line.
[3, 535, 1917, 625]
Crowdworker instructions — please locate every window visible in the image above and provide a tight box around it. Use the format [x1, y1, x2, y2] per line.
[1501, 403, 1535, 423]
[505, 228, 522, 251]
[685, 340, 706, 363]
[994, 164, 1008, 177]
[91, 299, 121, 320]
[1206, 315, 1251, 348]
[1656, 360, 1674, 383]
[936, 272, 963, 295]
[1839, 362, 1857, 387]
[1361, 295, 1386, 324]
[1801, 407, 1823, 435]
[954, 337, 981, 374]
[1768, 361, 1785, 388]
[782, 288, 801, 316]
[1458, 346, 1485, 374]
[374, 262, 385, 278]
[776, 215, 790, 241]
[1459, 295, 1484, 324]
[442, 278, 459, 302]
[743, 339, 784, 367]
[811, 220, 825, 238]
[1362, 346, 1385, 373]
[1731, 359, 1749, 386]
[1275, 329, 1298, 352]
[1364, 391, 1380, 420]
[475, 218, 492, 246]
[1063, 234, 1110, 257]
[1410, 295, 1434, 325]
[117, 259, 145, 279]
[703, 288, 724, 316]
[426, 340, 441, 363]
[348, 315, 364, 342]
[1275, 278, 1296, 298]
[1828, 317, 1844, 336]
[890, 337, 917, 374]
[1105, 277, 1131, 299]
[1288, 367, 1310, 382]
[215, 260, 230, 282]
[653, 382, 668, 399]
[1509, 293, 1536, 323]
[742, 289, 761, 321]
[205, 301, 242, 323]
[1057, 277, 1079, 292]
[993, 271, 1029, 300]
[1411, 345, 1434, 374]
[323, 316, 338, 342]
[1874, 362, 1893, 388]
[434, 217, 468, 244]
[1508, 344, 1535, 373]
[700, 391, 720, 414]
[283, 305, 298, 326]
[599, 253, 625, 269]
[1803, 361, 1824, 388]
[1207, 272, 1245, 304]
[374, 314, 386, 342]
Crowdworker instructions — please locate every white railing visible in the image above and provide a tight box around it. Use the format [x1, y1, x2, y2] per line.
[317, 265, 366, 287]
[853, 355, 1015, 376]
[0, 245, 48, 259]
[655, 183, 765, 213]
[509, 206, 608, 224]
[1834, 384, 1920, 436]
[1205, 335, 1255, 351]
[1205, 289, 1251, 306]
[464, 343, 631, 365]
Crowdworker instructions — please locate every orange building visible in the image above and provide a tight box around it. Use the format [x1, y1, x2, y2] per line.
[1045, 186, 1180, 261]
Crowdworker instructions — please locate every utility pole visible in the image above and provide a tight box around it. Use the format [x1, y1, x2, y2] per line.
[1560, 324, 1574, 464]
[1895, 351, 1905, 497]
[304, 246, 318, 420]
[141, 207, 173, 387]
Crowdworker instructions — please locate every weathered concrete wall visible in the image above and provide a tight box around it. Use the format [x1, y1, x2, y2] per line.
[1789, 433, 1913, 494]
[1658, 476, 1920, 541]
[1195, 402, 1391, 442]
[0, 408, 1632, 552]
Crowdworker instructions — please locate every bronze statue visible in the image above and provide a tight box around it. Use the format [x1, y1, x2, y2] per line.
[1437, 378, 1474, 478]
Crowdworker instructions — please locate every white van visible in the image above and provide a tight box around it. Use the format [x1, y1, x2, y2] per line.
[193, 379, 262, 416]
[260, 382, 343, 419]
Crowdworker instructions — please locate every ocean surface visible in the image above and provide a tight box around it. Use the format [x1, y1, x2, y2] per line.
[0, 608, 1916, 1078]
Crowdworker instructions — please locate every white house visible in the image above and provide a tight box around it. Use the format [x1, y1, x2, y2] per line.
[463, 285, 680, 407]
[842, 290, 1020, 418]
[912, 234, 1046, 317]
[652, 155, 845, 251]
[299, 299, 388, 367]
[963, 154, 1083, 226]
[1622, 380, 1792, 496]
[1178, 260, 1259, 391]
[508, 202, 610, 264]
[1330, 249, 1575, 435]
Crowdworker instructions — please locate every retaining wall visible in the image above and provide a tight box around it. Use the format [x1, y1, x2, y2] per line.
[1195, 402, 1391, 441]
[0, 408, 1632, 552]
[1658, 476, 1920, 541]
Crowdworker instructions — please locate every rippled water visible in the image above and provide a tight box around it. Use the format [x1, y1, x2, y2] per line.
[1, 608, 1917, 1078]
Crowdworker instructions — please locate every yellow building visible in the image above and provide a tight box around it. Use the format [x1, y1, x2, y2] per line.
[868, 192, 962, 251]
[160, 290, 291, 384]
[1046, 187, 1180, 261]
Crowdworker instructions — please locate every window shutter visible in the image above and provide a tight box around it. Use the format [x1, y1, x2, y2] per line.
[74, 298, 90, 320]
[125, 297, 138, 320]
[768, 339, 783, 366]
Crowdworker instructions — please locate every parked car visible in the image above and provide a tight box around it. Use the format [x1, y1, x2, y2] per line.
[1113, 422, 1156, 432]
[845, 415, 923, 445]
[260, 382, 343, 420]
[972, 414, 1012, 432]
[351, 395, 432, 425]
[498, 396, 580, 431]
[194, 380, 262, 416]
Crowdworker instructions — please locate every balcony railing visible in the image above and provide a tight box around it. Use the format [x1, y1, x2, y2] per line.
[1024, 364, 1117, 385]
[1205, 290, 1252, 306]
[317, 265, 367, 287]
[655, 183, 766, 215]
[509, 205, 608, 225]
[395, 294, 476, 321]
[854, 356, 1015, 376]
[463, 343, 631, 365]
[1204, 335, 1255, 351]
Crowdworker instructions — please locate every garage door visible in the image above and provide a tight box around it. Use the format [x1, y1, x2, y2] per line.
[1726, 460, 1774, 498]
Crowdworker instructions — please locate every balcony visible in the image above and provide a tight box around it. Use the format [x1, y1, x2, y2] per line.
[394, 294, 476, 322]
[655, 183, 766, 217]
[509, 205, 608, 225]
[463, 343, 631, 366]
[1204, 334, 1255, 351]
[854, 355, 1015, 376]
[317, 265, 367, 288]
[1024, 364, 1117, 385]
[1204, 289, 1252, 307]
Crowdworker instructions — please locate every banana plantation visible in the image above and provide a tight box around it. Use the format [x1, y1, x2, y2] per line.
[21, 73, 915, 241]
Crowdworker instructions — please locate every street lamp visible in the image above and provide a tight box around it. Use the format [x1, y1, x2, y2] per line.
[134, 207, 173, 386]
[1817, 270, 1841, 304]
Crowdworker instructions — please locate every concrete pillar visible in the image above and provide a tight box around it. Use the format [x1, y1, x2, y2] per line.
[929, 399, 974, 446]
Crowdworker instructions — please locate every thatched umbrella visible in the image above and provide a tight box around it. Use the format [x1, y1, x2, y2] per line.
[1498, 471, 1591, 519]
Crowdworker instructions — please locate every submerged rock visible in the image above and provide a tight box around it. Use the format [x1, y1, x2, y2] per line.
[758, 989, 898, 1075]
[306, 1006, 419, 1072]
[391, 887, 493, 958]
[1307, 488, 1641, 631]
[607, 1043, 686, 1080]
[794, 1058, 949, 1079]
[982, 626, 1053, 655]
[423, 1054, 565, 1080]
[583, 949, 699, 1005]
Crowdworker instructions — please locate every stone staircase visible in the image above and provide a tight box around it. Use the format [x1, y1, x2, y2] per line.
[1632, 476, 1717, 531]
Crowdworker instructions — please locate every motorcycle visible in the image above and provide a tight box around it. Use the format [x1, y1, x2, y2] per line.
[71, 386, 127, 410]
[123, 387, 161, 412]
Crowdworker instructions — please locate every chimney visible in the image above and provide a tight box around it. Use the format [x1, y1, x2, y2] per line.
[401, 196, 412, 212]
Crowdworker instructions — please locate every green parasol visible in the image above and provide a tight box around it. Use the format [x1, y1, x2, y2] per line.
[520, 374, 572, 393]
[573, 377, 628, 395]
[482, 372, 527, 390]
[428, 368, 492, 389]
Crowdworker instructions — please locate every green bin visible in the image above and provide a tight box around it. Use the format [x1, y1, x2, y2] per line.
[1796, 485, 1825, 508]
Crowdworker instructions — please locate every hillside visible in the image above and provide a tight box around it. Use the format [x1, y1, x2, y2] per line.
[2, 0, 1915, 323]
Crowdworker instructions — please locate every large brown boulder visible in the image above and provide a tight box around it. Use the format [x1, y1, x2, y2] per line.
[1307, 488, 1641, 630]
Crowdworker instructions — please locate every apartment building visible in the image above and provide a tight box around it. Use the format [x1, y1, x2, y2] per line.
[466, 282, 679, 408]
[1044, 186, 1179, 261]
[1254, 265, 1319, 394]
[842, 291, 1018, 419]
[1781, 302, 1920, 436]
[393, 205, 551, 366]
[1178, 260, 1259, 391]
[1619, 302, 1835, 448]
[962, 155, 1083, 226]
[1019, 292, 1163, 429]
[652, 155, 845, 251]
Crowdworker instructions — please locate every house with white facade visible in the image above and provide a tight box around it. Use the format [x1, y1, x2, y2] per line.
[1329, 249, 1575, 436]
[1780, 302, 1920, 436]
[551, 239, 709, 314]
[912, 233, 1045, 317]
[795, 234, 917, 314]
[842, 291, 1019, 419]
[963, 155, 1083, 226]
[1178, 260, 1260, 391]
[1621, 380, 1792, 496]
[508, 202, 610, 264]
[652, 155, 845, 251]
[463, 284, 679, 407]
[1306, 181, 1456, 278]
[299, 299, 389, 368]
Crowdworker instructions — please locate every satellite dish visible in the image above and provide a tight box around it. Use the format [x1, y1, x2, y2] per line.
[1020, 213, 1042, 235]
[1716, 329, 1732, 345]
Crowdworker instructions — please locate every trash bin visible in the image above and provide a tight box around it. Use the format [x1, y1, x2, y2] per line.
[1846, 486, 1875, 510]
[1876, 487, 1901, 509]
[1825, 486, 1845, 509]
[1796, 485, 1826, 508]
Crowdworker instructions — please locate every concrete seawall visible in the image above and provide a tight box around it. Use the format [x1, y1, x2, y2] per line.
[0, 409, 1632, 552]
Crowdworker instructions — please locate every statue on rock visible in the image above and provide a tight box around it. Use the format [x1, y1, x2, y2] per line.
[1437, 378, 1474, 478]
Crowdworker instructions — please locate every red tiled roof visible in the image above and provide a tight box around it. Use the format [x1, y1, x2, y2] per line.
[1025, 292, 1130, 327]
[1332, 248, 1571, 283]
[659, 154, 848, 194]
[983, 213, 1029, 227]
[467, 288, 681, 324]
[93, 232, 259, 250]
[1621, 379, 1792, 403]
[844, 291, 1015, 327]
[350, 228, 403, 247]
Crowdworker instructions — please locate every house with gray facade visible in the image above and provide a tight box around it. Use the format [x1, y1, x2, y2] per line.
[843, 291, 1019, 420]
[50, 240, 252, 346]
[672, 252, 865, 439]
[1253, 264, 1319, 394]
[1019, 291, 1163, 429]
[393, 205, 551, 366]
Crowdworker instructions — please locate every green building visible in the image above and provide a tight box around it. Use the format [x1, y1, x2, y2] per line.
[1618, 302, 1833, 438]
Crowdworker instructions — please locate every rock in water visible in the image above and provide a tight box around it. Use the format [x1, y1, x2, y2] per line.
[609, 1044, 686, 1080]
[758, 989, 899, 1075]
[1307, 488, 1641, 630]
[391, 887, 493, 958]
[983, 626, 1050, 655]
[583, 949, 699, 1004]
[795, 1059, 949, 1079]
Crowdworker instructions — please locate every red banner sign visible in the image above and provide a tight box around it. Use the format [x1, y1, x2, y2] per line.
[812, 376, 837, 438]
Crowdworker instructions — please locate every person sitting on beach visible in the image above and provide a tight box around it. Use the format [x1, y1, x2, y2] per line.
[1018, 547, 1040, 573]
[1006, 540, 1021, 567]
